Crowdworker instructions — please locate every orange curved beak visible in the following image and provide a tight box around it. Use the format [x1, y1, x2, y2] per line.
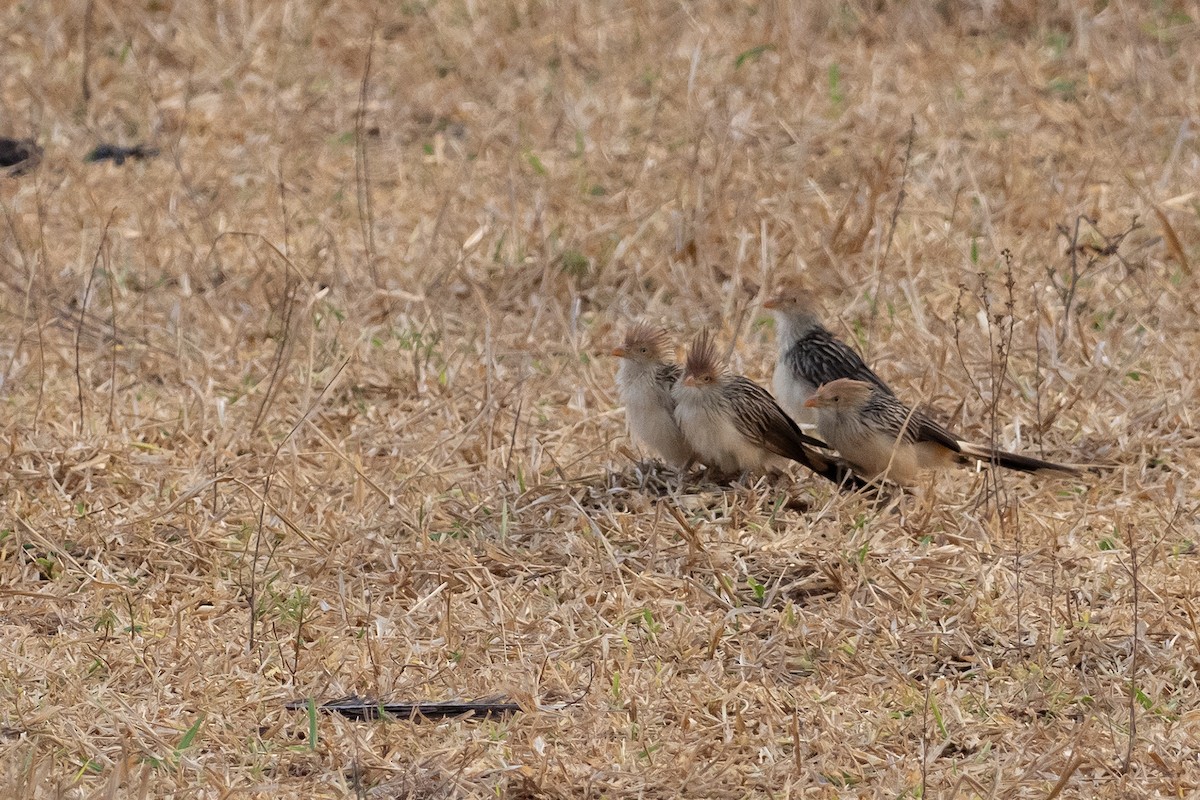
[762, 297, 780, 310]
[682, 375, 697, 388]
[611, 347, 626, 357]
[803, 396, 821, 408]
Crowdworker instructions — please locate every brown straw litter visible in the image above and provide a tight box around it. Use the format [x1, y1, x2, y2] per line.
[2, 2, 1198, 796]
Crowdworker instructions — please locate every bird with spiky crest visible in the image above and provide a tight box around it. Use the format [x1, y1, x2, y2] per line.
[612, 323, 696, 469]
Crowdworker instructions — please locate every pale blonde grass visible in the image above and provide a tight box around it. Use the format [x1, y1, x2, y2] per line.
[2, 0, 1200, 797]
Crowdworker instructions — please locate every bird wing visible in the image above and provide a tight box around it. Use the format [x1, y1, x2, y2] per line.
[860, 391, 963, 454]
[728, 379, 828, 453]
[908, 411, 964, 454]
[788, 329, 893, 394]
[727, 378, 867, 487]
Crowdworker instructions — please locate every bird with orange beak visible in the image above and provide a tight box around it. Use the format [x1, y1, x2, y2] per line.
[805, 378, 1082, 485]
[763, 282, 892, 425]
[612, 323, 696, 469]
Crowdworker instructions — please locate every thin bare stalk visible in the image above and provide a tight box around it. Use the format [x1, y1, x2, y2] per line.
[355, 17, 380, 287]
[75, 212, 116, 433]
[1122, 522, 1140, 773]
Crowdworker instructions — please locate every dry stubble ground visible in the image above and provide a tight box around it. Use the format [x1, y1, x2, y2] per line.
[2, 1, 1199, 797]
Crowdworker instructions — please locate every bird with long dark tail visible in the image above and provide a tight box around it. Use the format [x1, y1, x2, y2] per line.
[805, 378, 1083, 485]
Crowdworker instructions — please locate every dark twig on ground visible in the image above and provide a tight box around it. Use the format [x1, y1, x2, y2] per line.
[287, 696, 524, 722]
[85, 143, 159, 165]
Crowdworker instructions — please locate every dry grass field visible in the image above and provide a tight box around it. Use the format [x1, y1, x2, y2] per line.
[2, 1, 1199, 797]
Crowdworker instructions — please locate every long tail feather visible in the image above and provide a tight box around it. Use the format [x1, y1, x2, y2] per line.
[956, 442, 1082, 476]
